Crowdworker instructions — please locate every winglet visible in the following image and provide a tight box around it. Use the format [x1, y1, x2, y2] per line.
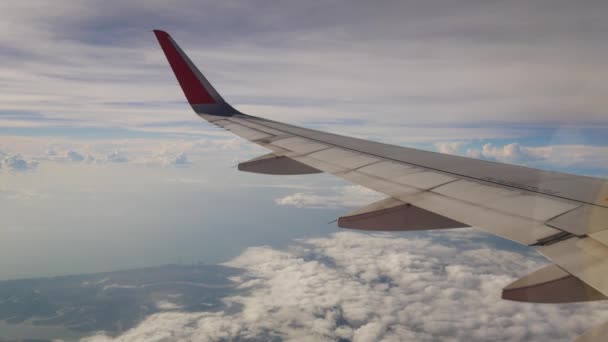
[154, 30, 235, 116]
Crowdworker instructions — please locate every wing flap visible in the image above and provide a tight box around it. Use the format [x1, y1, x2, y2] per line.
[392, 171, 457, 190]
[291, 155, 351, 174]
[238, 153, 322, 175]
[307, 148, 381, 169]
[433, 179, 581, 222]
[270, 137, 330, 154]
[357, 161, 422, 178]
[547, 205, 608, 236]
[539, 236, 608, 296]
[402, 191, 563, 245]
[502, 263, 606, 303]
[221, 123, 273, 141]
[227, 117, 286, 136]
[340, 171, 422, 197]
[338, 197, 468, 231]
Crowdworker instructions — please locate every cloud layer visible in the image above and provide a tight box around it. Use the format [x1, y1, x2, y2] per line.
[0, 134, 263, 173]
[434, 140, 608, 176]
[2, 0, 608, 134]
[274, 185, 383, 209]
[0, 152, 38, 171]
[84, 231, 608, 342]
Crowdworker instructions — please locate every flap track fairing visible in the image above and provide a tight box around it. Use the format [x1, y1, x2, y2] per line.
[238, 153, 322, 175]
[338, 198, 468, 231]
[502, 264, 606, 303]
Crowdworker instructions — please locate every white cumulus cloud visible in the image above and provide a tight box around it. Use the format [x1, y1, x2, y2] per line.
[65, 149, 85, 162]
[1, 153, 38, 172]
[83, 231, 608, 342]
[463, 142, 608, 175]
[274, 185, 384, 209]
[435, 141, 465, 155]
[105, 151, 129, 163]
[474, 142, 534, 163]
[159, 152, 190, 167]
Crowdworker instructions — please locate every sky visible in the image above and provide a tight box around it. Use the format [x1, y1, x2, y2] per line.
[1, 0, 608, 340]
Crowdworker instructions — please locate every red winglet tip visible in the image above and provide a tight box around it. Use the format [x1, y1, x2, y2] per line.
[153, 29, 169, 37]
[154, 30, 216, 105]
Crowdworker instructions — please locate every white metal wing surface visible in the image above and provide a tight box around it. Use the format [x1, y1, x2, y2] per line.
[154, 30, 608, 341]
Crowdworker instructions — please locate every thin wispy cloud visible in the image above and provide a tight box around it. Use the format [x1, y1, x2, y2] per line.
[1, 0, 608, 132]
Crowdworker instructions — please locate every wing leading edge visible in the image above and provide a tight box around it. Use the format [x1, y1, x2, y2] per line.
[153, 30, 608, 340]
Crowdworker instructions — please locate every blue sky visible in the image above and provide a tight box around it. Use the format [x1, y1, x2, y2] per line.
[1, 1, 608, 340]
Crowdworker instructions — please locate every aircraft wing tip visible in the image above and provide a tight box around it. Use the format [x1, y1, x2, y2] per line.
[153, 29, 169, 37]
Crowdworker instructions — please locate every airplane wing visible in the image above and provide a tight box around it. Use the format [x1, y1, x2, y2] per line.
[153, 30, 608, 315]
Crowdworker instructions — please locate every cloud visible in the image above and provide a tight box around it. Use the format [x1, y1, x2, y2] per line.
[165, 177, 207, 185]
[105, 150, 129, 163]
[155, 300, 182, 311]
[523, 145, 608, 170]
[65, 149, 86, 162]
[0, 135, 266, 172]
[173, 153, 188, 165]
[0, 188, 48, 200]
[474, 142, 533, 163]
[1, 153, 38, 172]
[83, 231, 608, 341]
[435, 141, 465, 155]
[438, 141, 535, 163]
[464, 142, 608, 175]
[274, 185, 384, 209]
[159, 152, 190, 167]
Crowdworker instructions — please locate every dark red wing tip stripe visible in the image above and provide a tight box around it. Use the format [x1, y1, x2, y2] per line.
[154, 30, 215, 105]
